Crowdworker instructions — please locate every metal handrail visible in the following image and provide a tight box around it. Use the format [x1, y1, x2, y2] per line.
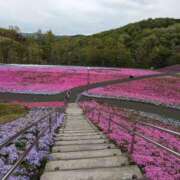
[138, 121, 180, 136]
[84, 105, 180, 158]
[2, 127, 47, 180]
[0, 112, 50, 149]
[0, 109, 61, 149]
[88, 106, 180, 137]
[1, 107, 64, 180]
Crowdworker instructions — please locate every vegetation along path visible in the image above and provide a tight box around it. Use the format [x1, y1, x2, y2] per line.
[41, 103, 143, 180]
[0, 72, 174, 102]
[0, 72, 179, 120]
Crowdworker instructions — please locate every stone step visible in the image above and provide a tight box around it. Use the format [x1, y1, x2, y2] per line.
[66, 109, 83, 114]
[65, 122, 89, 124]
[58, 130, 96, 133]
[41, 166, 143, 180]
[45, 156, 128, 171]
[64, 123, 91, 125]
[62, 126, 93, 130]
[62, 127, 93, 129]
[64, 121, 89, 123]
[58, 130, 97, 134]
[60, 128, 95, 131]
[52, 143, 116, 153]
[65, 119, 87, 121]
[64, 123, 90, 126]
[50, 149, 122, 160]
[57, 132, 103, 136]
[64, 123, 92, 126]
[54, 135, 106, 141]
[55, 139, 109, 146]
[41, 103, 143, 180]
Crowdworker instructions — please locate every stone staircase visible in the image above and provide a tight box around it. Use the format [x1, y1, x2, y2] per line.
[41, 103, 143, 180]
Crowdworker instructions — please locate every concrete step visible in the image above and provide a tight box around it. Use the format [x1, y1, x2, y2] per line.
[58, 130, 97, 134]
[45, 156, 128, 171]
[41, 166, 143, 180]
[65, 119, 87, 122]
[52, 143, 116, 153]
[60, 125, 93, 131]
[55, 139, 109, 146]
[57, 132, 103, 137]
[62, 126, 93, 130]
[66, 109, 83, 115]
[50, 149, 122, 160]
[54, 135, 106, 141]
[64, 123, 90, 126]
[58, 130, 96, 133]
[59, 128, 95, 131]
[41, 103, 143, 180]
[64, 121, 89, 123]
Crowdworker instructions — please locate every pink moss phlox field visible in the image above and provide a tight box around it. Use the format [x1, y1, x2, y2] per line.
[0, 65, 159, 94]
[89, 76, 180, 107]
[0, 109, 64, 179]
[11, 101, 64, 108]
[80, 101, 180, 180]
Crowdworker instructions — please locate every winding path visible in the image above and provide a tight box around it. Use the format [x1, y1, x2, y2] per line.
[0, 72, 174, 102]
[0, 72, 179, 120]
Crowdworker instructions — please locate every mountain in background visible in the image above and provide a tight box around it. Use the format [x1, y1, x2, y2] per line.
[0, 18, 180, 68]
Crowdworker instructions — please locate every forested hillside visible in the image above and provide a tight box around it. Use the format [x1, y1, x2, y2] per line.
[0, 18, 180, 68]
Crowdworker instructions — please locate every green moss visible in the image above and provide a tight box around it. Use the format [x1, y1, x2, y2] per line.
[0, 103, 27, 124]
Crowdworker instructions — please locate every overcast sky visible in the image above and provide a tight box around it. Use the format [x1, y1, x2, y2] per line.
[0, 0, 179, 35]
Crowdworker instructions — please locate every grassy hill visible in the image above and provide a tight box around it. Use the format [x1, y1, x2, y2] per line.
[0, 18, 180, 68]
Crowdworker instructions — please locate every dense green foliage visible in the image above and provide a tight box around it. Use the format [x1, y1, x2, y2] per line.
[0, 18, 180, 68]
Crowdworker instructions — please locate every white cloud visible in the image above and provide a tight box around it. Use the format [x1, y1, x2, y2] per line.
[0, 0, 179, 35]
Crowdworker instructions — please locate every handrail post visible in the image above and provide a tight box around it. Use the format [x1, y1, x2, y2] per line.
[108, 113, 112, 133]
[130, 122, 137, 154]
[35, 124, 39, 152]
[98, 111, 101, 124]
[49, 115, 52, 133]
[56, 111, 58, 120]
[92, 110, 95, 119]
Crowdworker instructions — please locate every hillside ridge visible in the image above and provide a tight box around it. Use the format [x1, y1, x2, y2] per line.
[0, 18, 180, 68]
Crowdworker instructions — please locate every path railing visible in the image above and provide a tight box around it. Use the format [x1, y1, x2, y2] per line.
[0, 107, 64, 180]
[82, 105, 180, 159]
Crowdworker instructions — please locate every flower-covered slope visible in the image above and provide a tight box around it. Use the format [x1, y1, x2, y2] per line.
[0, 65, 159, 94]
[0, 108, 64, 179]
[89, 76, 180, 107]
[80, 100, 180, 180]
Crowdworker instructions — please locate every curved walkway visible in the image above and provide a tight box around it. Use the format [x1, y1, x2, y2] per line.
[80, 93, 180, 121]
[0, 72, 179, 120]
[0, 72, 173, 102]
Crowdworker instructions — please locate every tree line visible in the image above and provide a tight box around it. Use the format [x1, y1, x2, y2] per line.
[0, 18, 180, 68]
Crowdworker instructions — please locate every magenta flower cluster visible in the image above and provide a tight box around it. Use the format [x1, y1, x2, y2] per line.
[0, 65, 159, 94]
[90, 76, 180, 108]
[0, 108, 64, 179]
[80, 100, 180, 180]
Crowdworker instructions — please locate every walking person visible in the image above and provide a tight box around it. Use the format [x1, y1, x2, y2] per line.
[64, 90, 71, 107]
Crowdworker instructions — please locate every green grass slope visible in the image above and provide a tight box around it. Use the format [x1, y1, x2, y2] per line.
[0, 103, 27, 124]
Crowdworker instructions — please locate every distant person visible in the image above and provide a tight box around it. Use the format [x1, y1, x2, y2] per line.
[64, 90, 71, 105]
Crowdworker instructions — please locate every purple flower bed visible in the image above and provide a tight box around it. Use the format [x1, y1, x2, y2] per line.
[80, 101, 180, 180]
[0, 108, 64, 179]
